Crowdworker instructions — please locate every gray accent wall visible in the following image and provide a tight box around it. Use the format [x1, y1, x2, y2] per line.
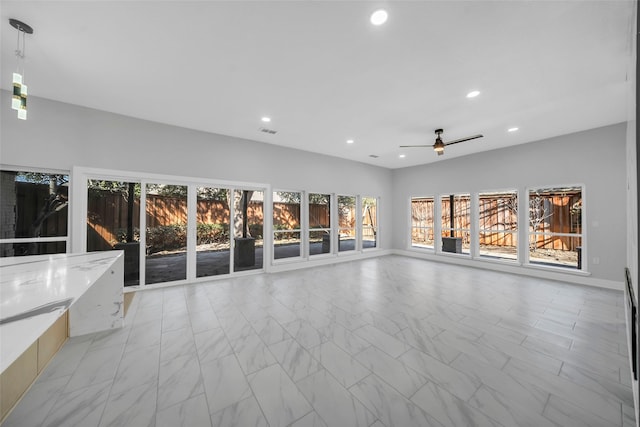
[391, 123, 628, 285]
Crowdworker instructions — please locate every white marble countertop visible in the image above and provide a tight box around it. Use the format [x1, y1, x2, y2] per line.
[0, 252, 123, 372]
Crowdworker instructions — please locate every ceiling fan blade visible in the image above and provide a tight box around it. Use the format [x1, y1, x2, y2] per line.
[399, 145, 433, 148]
[443, 134, 483, 146]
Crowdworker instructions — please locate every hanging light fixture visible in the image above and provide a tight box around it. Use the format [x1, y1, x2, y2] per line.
[9, 19, 34, 120]
[433, 134, 445, 156]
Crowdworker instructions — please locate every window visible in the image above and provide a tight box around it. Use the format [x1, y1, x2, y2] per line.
[411, 197, 434, 249]
[362, 197, 378, 249]
[528, 186, 582, 269]
[0, 169, 69, 257]
[441, 194, 471, 254]
[478, 191, 518, 261]
[338, 195, 356, 252]
[273, 191, 302, 260]
[309, 193, 331, 256]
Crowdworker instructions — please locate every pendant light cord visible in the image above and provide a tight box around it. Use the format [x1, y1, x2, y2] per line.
[14, 26, 24, 75]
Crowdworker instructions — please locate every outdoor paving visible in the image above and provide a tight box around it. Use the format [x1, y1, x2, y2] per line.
[142, 240, 373, 285]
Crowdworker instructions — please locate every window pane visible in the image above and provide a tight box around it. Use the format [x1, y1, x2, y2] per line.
[273, 191, 301, 229]
[338, 195, 356, 252]
[273, 191, 301, 260]
[274, 231, 301, 259]
[309, 193, 331, 255]
[309, 229, 331, 255]
[0, 241, 66, 257]
[411, 197, 434, 249]
[362, 196, 377, 249]
[479, 191, 518, 261]
[479, 232, 518, 260]
[529, 234, 582, 269]
[528, 186, 582, 269]
[441, 194, 470, 254]
[1, 170, 68, 239]
[1, 170, 69, 257]
[411, 227, 434, 248]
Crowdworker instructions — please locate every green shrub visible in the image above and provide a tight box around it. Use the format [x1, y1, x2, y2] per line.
[196, 223, 229, 244]
[115, 227, 141, 244]
[146, 224, 187, 253]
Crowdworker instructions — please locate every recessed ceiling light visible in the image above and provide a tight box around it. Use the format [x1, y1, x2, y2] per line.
[261, 117, 271, 123]
[466, 90, 480, 98]
[399, 154, 406, 158]
[370, 9, 388, 26]
[508, 127, 519, 132]
[346, 139, 354, 144]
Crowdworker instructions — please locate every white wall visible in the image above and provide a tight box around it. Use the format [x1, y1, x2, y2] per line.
[392, 123, 628, 287]
[0, 91, 391, 193]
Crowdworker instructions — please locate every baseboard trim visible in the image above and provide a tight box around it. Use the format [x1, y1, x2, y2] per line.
[391, 249, 624, 291]
[268, 249, 392, 274]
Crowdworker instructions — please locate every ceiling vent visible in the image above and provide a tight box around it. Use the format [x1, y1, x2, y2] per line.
[259, 128, 277, 135]
[369, 154, 379, 158]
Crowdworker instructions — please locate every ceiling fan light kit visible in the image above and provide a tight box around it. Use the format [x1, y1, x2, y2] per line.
[433, 129, 446, 156]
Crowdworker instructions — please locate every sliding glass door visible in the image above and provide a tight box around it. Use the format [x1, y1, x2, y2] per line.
[79, 168, 268, 287]
[144, 183, 188, 285]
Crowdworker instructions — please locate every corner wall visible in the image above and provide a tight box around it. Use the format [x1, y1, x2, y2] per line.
[391, 123, 628, 287]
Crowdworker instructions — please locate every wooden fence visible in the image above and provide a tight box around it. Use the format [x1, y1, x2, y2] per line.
[87, 190, 376, 248]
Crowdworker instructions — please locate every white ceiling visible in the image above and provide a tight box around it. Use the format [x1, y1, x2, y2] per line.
[1, 1, 635, 169]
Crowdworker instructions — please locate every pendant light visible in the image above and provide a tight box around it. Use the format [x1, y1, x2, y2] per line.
[9, 19, 33, 120]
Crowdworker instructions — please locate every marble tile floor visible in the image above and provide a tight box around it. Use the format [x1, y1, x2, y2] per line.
[2, 255, 636, 427]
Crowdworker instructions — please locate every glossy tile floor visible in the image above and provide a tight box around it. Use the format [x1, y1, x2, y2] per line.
[3, 255, 636, 427]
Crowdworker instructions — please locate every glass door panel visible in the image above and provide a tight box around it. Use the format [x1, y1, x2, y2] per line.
[145, 183, 188, 284]
[87, 180, 140, 286]
[232, 189, 263, 272]
[196, 187, 230, 278]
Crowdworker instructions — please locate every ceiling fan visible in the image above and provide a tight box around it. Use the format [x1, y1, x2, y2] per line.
[400, 129, 483, 156]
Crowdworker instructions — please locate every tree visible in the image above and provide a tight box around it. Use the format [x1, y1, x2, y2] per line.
[231, 190, 254, 238]
[529, 193, 553, 251]
[17, 173, 69, 238]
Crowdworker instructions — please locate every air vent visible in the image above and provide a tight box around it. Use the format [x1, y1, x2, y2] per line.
[369, 154, 379, 158]
[259, 128, 277, 135]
